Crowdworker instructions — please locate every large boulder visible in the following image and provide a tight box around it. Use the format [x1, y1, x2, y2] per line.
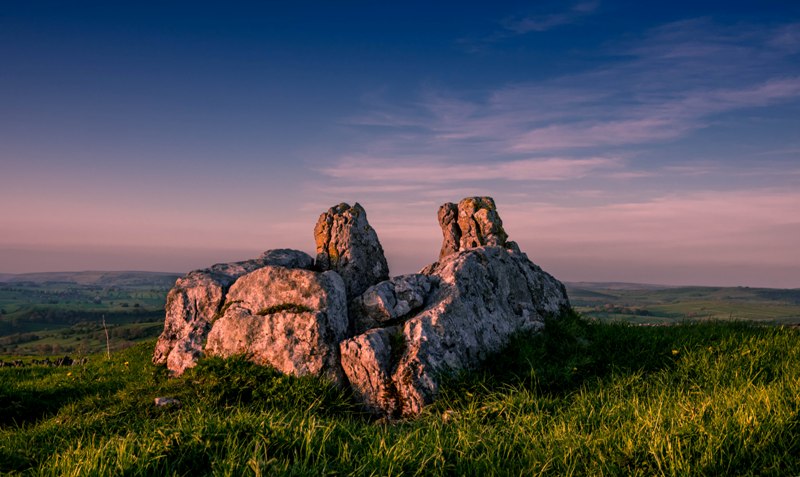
[205, 266, 348, 382]
[340, 194, 570, 418]
[152, 249, 314, 375]
[314, 203, 389, 299]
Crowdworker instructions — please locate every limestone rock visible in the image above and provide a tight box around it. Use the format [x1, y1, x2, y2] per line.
[314, 203, 389, 300]
[154, 197, 571, 421]
[349, 274, 436, 334]
[438, 197, 512, 259]
[154, 397, 181, 407]
[152, 249, 313, 375]
[340, 246, 569, 417]
[339, 325, 402, 415]
[258, 249, 316, 270]
[205, 266, 348, 382]
[437, 202, 460, 259]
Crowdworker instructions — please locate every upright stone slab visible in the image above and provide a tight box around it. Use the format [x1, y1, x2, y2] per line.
[437, 202, 460, 259]
[437, 197, 515, 259]
[314, 202, 390, 300]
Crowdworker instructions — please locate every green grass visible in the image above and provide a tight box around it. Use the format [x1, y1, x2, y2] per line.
[2, 312, 799, 475]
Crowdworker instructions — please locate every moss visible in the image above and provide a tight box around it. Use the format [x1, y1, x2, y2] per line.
[211, 299, 243, 321]
[256, 303, 313, 316]
[388, 328, 406, 369]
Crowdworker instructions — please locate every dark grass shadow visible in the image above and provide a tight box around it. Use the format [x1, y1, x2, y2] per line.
[438, 309, 780, 405]
[0, 376, 123, 427]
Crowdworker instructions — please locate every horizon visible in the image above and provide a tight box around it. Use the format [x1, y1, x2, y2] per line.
[2, 1, 799, 288]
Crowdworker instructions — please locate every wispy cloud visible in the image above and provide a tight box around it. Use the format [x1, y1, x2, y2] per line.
[318, 156, 622, 183]
[330, 18, 800, 176]
[456, 1, 601, 52]
[502, 1, 600, 34]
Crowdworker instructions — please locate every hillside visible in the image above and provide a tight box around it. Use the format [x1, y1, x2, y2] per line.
[566, 283, 800, 325]
[2, 314, 799, 475]
[0, 271, 180, 356]
[0, 270, 180, 287]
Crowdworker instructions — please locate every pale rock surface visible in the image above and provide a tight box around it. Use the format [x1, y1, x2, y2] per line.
[152, 249, 313, 375]
[314, 203, 389, 299]
[437, 202, 460, 259]
[339, 325, 402, 415]
[205, 266, 348, 382]
[341, 246, 569, 417]
[349, 274, 436, 334]
[438, 197, 513, 259]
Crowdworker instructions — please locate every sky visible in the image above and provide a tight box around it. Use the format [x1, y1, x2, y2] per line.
[1, 1, 799, 288]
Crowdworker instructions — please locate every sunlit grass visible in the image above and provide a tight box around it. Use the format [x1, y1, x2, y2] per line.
[2, 312, 799, 475]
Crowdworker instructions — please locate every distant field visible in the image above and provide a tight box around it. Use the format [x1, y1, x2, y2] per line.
[2, 271, 799, 357]
[0, 271, 179, 356]
[566, 283, 800, 325]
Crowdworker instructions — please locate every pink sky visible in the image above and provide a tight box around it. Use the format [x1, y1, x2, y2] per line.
[1, 6, 799, 288]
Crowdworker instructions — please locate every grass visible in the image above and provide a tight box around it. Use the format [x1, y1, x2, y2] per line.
[256, 303, 314, 316]
[1, 312, 799, 475]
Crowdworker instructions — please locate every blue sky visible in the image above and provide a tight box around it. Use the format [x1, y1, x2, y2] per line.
[1, 1, 799, 287]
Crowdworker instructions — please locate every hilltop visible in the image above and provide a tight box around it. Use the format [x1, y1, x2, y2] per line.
[0, 271, 181, 287]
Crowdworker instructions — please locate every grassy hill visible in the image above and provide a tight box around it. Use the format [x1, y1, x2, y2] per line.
[566, 283, 800, 325]
[0, 271, 180, 356]
[1, 312, 799, 475]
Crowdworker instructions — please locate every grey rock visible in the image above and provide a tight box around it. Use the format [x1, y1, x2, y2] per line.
[152, 249, 314, 375]
[340, 246, 569, 417]
[205, 266, 348, 382]
[258, 249, 315, 270]
[154, 397, 181, 407]
[339, 325, 402, 416]
[437, 202, 460, 259]
[314, 203, 389, 300]
[350, 274, 436, 334]
[437, 197, 513, 259]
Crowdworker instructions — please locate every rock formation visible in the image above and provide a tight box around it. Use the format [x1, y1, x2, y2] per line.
[313, 202, 389, 300]
[437, 202, 460, 259]
[438, 196, 513, 259]
[153, 198, 570, 418]
[152, 249, 314, 374]
[341, 246, 568, 417]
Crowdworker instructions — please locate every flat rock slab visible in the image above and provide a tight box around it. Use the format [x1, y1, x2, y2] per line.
[314, 203, 389, 300]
